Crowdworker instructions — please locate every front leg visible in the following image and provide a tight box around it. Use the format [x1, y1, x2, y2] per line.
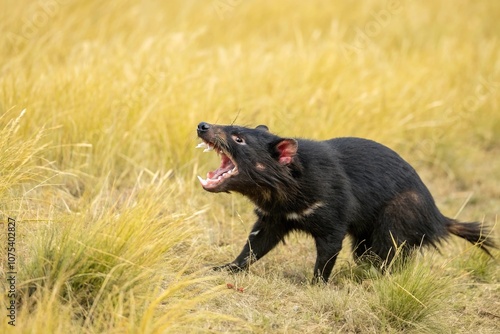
[214, 217, 288, 273]
[312, 231, 346, 283]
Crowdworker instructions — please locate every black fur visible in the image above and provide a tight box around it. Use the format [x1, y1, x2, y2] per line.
[196, 122, 496, 282]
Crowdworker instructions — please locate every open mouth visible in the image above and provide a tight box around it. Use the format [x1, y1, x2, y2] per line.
[196, 141, 238, 190]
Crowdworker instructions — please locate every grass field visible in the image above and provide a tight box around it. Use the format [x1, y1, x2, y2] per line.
[0, 0, 499, 332]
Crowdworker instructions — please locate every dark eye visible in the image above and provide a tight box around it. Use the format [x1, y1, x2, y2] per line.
[232, 135, 246, 145]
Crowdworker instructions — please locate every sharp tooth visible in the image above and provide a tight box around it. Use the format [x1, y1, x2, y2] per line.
[196, 142, 208, 149]
[197, 175, 207, 185]
[203, 146, 214, 152]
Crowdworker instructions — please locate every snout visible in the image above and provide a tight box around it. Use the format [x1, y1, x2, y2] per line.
[197, 122, 211, 135]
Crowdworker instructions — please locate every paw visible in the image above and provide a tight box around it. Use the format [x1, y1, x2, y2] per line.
[311, 276, 328, 285]
[212, 262, 245, 273]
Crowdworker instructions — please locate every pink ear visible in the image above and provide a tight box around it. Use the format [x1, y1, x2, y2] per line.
[276, 139, 298, 165]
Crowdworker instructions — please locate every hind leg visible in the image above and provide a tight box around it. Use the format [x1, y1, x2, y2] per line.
[351, 236, 373, 260]
[371, 191, 443, 266]
[351, 235, 393, 270]
[370, 211, 419, 266]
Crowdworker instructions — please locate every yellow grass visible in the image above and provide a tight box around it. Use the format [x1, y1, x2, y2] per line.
[0, 0, 499, 332]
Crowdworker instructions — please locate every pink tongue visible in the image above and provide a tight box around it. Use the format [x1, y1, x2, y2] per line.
[208, 154, 234, 179]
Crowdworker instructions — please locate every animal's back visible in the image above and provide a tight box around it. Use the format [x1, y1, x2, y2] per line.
[324, 137, 449, 256]
[326, 138, 427, 199]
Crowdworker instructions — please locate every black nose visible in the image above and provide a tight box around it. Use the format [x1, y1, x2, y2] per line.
[197, 122, 210, 133]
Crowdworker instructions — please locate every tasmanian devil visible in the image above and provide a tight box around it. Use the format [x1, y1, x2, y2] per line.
[196, 122, 495, 282]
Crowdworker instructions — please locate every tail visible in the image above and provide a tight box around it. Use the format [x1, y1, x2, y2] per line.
[446, 219, 496, 257]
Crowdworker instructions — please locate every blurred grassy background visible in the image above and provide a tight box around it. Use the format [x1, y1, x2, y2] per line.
[0, 0, 499, 332]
